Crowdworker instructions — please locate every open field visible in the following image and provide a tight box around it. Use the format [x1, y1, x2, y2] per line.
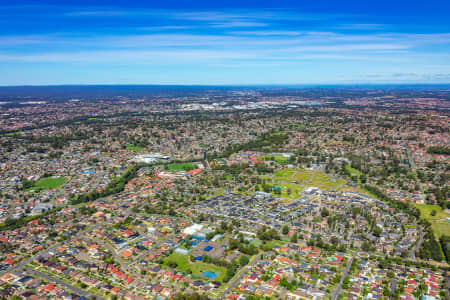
[292, 170, 316, 182]
[345, 165, 362, 177]
[265, 168, 347, 198]
[274, 169, 294, 178]
[259, 182, 304, 199]
[264, 239, 285, 249]
[126, 144, 142, 151]
[415, 204, 450, 237]
[28, 176, 67, 190]
[415, 204, 449, 221]
[250, 238, 262, 247]
[164, 252, 226, 282]
[259, 153, 292, 165]
[310, 172, 346, 189]
[271, 154, 290, 165]
[337, 186, 380, 199]
[0, 131, 22, 137]
[166, 162, 196, 171]
[432, 221, 450, 238]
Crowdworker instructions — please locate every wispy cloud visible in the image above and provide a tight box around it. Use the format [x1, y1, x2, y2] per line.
[0, 5, 449, 84]
[229, 30, 302, 36]
[209, 21, 268, 28]
[335, 23, 386, 30]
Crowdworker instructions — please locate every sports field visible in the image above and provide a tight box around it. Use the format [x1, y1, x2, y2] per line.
[167, 162, 196, 171]
[28, 176, 67, 190]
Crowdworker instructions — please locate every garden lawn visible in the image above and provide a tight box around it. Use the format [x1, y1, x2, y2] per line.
[164, 252, 226, 282]
[28, 176, 67, 190]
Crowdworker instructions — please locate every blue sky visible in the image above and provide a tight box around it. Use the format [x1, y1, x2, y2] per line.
[1, 0, 450, 85]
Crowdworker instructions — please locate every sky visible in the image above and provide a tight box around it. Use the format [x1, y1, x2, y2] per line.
[1, 0, 450, 85]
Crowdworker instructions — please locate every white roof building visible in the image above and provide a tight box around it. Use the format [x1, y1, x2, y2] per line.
[183, 224, 203, 235]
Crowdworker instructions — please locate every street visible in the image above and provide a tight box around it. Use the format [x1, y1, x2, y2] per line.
[331, 255, 355, 300]
[24, 267, 102, 299]
[218, 254, 262, 299]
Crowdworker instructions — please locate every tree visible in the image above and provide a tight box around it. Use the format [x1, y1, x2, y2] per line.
[290, 232, 298, 243]
[282, 225, 289, 235]
[239, 255, 250, 266]
[220, 221, 229, 232]
[362, 241, 372, 252]
[373, 226, 382, 237]
[330, 236, 339, 245]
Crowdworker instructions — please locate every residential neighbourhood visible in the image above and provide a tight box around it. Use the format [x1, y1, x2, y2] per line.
[0, 87, 448, 299]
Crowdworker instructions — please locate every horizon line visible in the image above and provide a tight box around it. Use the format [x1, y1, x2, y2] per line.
[1, 83, 450, 88]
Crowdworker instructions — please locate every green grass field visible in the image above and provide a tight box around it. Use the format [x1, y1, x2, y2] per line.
[345, 165, 362, 177]
[164, 252, 226, 282]
[260, 154, 290, 165]
[167, 162, 196, 171]
[260, 182, 304, 199]
[271, 168, 346, 192]
[28, 176, 67, 190]
[415, 204, 450, 237]
[126, 144, 142, 151]
[415, 204, 449, 220]
[310, 173, 346, 189]
[274, 169, 295, 178]
[264, 239, 285, 249]
[1, 131, 22, 137]
[259, 168, 392, 202]
[250, 238, 262, 247]
[272, 154, 290, 165]
[293, 170, 315, 182]
[273, 168, 315, 182]
[336, 186, 380, 200]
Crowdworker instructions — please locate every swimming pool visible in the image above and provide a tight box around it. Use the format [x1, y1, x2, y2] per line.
[201, 271, 219, 279]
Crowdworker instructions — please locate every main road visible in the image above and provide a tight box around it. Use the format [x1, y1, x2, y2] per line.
[218, 254, 262, 299]
[410, 227, 424, 261]
[331, 255, 355, 300]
